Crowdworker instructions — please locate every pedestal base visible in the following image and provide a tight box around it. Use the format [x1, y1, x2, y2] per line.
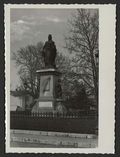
[37, 68, 61, 98]
[32, 68, 62, 113]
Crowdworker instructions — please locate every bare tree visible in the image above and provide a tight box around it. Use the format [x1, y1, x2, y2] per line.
[12, 42, 44, 98]
[65, 9, 99, 103]
[13, 41, 82, 101]
[12, 42, 73, 99]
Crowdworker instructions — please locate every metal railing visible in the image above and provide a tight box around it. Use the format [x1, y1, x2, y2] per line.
[10, 111, 98, 134]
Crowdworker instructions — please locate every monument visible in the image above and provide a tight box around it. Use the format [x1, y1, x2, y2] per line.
[32, 34, 62, 112]
[42, 34, 56, 68]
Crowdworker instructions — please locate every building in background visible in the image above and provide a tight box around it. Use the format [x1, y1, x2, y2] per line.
[10, 90, 33, 111]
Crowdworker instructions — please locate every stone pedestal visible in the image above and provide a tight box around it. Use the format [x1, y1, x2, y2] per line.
[32, 68, 62, 112]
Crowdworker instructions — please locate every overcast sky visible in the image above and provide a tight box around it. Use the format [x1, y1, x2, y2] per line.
[10, 8, 77, 89]
[10, 8, 97, 90]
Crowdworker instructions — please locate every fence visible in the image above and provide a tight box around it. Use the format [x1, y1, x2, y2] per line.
[10, 111, 98, 134]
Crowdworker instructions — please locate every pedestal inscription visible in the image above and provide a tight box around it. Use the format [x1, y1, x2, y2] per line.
[40, 75, 53, 97]
[39, 102, 53, 108]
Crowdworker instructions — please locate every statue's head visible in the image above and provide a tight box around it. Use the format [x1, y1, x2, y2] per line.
[48, 34, 52, 41]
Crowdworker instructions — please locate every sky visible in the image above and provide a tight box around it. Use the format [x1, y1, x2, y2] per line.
[10, 8, 77, 90]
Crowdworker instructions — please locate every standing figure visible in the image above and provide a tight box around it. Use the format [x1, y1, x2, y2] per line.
[43, 34, 57, 68]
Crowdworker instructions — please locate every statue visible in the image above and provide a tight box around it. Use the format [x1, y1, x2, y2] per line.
[42, 34, 57, 68]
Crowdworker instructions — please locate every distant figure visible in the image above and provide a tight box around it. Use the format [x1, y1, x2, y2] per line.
[43, 34, 57, 68]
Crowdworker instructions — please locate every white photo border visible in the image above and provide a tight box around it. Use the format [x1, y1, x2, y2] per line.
[5, 4, 116, 154]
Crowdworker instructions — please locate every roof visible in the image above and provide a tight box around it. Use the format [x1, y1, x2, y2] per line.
[10, 90, 30, 97]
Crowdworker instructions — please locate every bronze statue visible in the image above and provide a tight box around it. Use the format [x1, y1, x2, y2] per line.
[42, 34, 57, 68]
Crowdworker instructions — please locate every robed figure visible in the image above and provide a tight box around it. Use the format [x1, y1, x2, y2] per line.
[43, 34, 57, 68]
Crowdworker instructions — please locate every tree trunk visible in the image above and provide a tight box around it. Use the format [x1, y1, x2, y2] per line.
[90, 49, 98, 104]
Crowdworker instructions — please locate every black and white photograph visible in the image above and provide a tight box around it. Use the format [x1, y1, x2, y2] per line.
[5, 4, 115, 153]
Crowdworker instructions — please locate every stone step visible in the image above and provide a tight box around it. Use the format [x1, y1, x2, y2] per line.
[10, 130, 98, 148]
[11, 129, 97, 139]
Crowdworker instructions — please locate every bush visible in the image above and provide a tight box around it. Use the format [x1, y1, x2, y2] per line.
[64, 85, 93, 111]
